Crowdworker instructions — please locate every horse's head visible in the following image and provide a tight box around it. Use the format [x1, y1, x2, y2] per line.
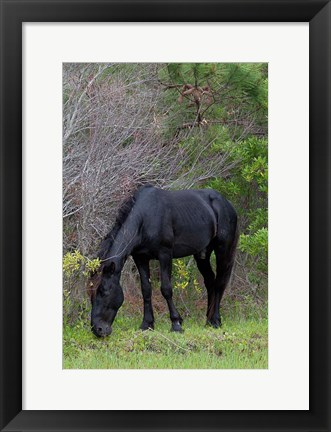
[87, 259, 124, 337]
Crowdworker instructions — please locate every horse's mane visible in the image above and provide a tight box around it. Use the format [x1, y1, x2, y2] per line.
[98, 184, 152, 260]
[87, 184, 153, 299]
[98, 194, 136, 260]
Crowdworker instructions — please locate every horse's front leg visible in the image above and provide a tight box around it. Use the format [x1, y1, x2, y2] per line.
[159, 251, 183, 332]
[133, 255, 154, 330]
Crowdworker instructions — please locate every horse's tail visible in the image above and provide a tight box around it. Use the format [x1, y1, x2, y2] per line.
[209, 190, 238, 246]
[221, 202, 239, 277]
[210, 191, 239, 293]
[228, 218, 239, 271]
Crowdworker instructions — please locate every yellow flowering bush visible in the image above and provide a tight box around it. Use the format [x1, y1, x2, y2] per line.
[63, 250, 101, 278]
[173, 258, 201, 293]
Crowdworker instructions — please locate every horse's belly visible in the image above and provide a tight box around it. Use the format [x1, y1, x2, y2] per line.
[172, 244, 202, 258]
[172, 230, 211, 258]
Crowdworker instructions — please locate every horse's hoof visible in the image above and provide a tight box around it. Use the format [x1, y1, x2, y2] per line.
[140, 322, 154, 331]
[206, 319, 221, 329]
[171, 321, 183, 332]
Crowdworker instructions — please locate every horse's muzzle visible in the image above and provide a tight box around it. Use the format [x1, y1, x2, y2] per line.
[92, 321, 112, 338]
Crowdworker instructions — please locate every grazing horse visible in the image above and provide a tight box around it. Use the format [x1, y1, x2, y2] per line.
[88, 185, 238, 337]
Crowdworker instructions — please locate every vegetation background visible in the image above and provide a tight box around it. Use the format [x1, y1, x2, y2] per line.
[63, 63, 268, 369]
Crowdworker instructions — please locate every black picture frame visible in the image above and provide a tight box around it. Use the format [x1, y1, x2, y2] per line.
[1, 1, 330, 431]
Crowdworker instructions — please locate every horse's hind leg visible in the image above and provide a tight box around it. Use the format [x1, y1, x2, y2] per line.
[194, 248, 215, 323]
[159, 250, 183, 332]
[208, 242, 236, 328]
[133, 255, 155, 330]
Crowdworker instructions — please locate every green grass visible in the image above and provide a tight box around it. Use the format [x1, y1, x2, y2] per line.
[63, 310, 268, 369]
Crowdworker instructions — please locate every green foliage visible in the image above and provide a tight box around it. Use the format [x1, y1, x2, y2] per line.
[63, 251, 101, 325]
[63, 250, 101, 278]
[247, 208, 268, 232]
[239, 228, 268, 273]
[158, 63, 267, 135]
[63, 250, 84, 276]
[85, 257, 102, 276]
[206, 137, 267, 208]
[63, 288, 90, 328]
[173, 258, 201, 293]
[206, 136, 268, 286]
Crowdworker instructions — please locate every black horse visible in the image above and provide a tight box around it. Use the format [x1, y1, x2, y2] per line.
[88, 185, 238, 337]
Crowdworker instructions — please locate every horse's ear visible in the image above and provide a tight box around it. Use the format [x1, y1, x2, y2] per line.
[103, 261, 116, 275]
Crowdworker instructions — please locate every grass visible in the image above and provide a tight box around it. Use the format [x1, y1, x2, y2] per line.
[63, 305, 268, 369]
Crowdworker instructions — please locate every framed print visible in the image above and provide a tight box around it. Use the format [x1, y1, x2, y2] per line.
[0, 1, 330, 431]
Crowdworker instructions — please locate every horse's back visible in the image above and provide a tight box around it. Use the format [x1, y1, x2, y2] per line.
[137, 186, 236, 232]
[135, 187, 236, 258]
